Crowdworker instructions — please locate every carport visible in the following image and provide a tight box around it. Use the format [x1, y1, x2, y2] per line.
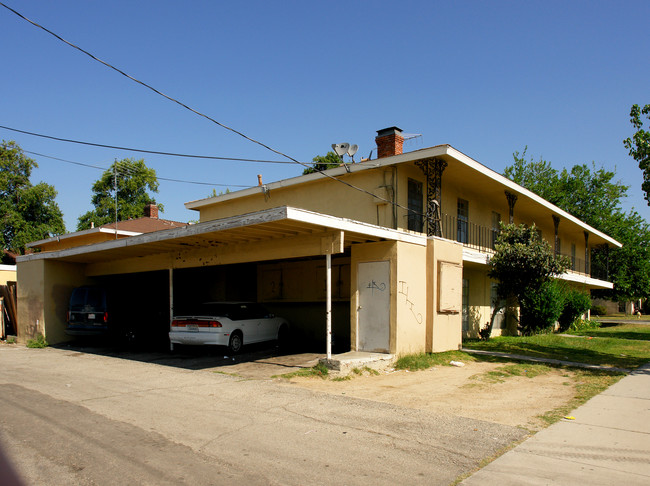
[17, 206, 426, 357]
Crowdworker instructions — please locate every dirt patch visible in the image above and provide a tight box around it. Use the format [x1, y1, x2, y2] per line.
[285, 361, 576, 431]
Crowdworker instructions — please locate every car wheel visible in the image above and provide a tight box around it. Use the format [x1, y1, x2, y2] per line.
[228, 332, 243, 354]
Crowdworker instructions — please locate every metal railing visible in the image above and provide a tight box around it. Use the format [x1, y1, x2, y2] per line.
[435, 213, 609, 281]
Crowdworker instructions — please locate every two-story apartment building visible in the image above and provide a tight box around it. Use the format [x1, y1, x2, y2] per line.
[17, 127, 620, 357]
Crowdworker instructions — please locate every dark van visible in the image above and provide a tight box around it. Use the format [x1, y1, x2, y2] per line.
[66, 286, 110, 336]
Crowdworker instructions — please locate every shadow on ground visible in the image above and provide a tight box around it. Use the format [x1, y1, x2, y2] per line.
[52, 338, 323, 378]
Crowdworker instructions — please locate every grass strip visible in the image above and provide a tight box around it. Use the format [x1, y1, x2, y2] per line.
[464, 332, 650, 369]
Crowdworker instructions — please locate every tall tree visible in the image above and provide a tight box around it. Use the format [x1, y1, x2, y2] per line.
[302, 151, 342, 175]
[504, 147, 560, 203]
[0, 140, 65, 254]
[77, 158, 161, 230]
[504, 149, 650, 301]
[623, 103, 650, 205]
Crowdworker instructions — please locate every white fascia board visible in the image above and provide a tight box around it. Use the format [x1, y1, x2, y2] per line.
[0, 264, 16, 271]
[558, 272, 614, 289]
[26, 227, 141, 247]
[462, 248, 490, 265]
[445, 146, 622, 248]
[284, 207, 427, 246]
[98, 228, 142, 237]
[17, 206, 427, 263]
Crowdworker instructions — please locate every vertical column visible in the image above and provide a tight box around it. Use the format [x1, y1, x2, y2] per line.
[416, 158, 447, 237]
[326, 253, 332, 360]
[584, 231, 590, 275]
[169, 268, 174, 323]
[552, 215, 560, 256]
[505, 191, 518, 224]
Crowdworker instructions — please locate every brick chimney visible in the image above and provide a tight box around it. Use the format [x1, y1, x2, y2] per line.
[144, 204, 158, 219]
[375, 126, 404, 158]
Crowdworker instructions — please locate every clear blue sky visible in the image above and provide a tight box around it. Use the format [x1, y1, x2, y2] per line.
[1, 0, 649, 231]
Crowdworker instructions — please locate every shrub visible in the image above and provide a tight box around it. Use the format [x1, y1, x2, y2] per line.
[569, 319, 601, 332]
[26, 334, 48, 348]
[519, 280, 565, 335]
[558, 288, 592, 332]
[590, 305, 607, 316]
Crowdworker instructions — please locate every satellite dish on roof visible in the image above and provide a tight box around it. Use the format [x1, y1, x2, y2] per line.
[332, 143, 349, 157]
[347, 144, 358, 157]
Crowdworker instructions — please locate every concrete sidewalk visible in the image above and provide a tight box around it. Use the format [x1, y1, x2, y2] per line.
[460, 363, 650, 485]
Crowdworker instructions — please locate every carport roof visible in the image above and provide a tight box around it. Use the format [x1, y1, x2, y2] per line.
[17, 206, 426, 265]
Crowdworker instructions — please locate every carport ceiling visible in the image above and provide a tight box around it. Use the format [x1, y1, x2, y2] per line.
[21, 206, 426, 265]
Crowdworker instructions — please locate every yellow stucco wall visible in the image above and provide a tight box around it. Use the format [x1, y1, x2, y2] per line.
[462, 265, 494, 339]
[0, 266, 16, 285]
[426, 237, 463, 352]
[198, 168, 397, 228]
[17, 259, 90, 344]
[17, 260, 45, 342]
[394, 241, 427, 354]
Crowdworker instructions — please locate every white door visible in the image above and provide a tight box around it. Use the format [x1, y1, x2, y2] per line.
[357, 261, 390, 353]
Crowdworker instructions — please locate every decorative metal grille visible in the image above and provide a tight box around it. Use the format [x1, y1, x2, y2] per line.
[505, 191, 518, 223]
[415, 158, 447, 237]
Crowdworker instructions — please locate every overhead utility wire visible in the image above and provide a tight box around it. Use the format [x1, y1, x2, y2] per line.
[0, 3, 418, 217]
[0, 2, 303, 164]
[1, 125, 298, 165]
[23, 150, 250, 188]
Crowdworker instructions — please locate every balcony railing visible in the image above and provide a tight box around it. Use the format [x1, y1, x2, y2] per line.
[433, 213, 609, 281]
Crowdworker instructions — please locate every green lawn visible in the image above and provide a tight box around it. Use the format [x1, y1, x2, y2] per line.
[572, 323, 650, 341]
[464, 325, 650, 369]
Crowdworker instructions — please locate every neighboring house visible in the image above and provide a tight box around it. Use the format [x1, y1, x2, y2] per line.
[16, 128, 620, 356]
[26, 204, 187, 252]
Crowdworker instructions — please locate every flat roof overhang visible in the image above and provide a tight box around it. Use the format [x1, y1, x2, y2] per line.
[18, 206, 427, 266]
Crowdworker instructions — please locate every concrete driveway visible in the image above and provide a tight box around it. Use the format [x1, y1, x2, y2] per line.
[52, 339, 324, 379]
[0, 344, 527, 485]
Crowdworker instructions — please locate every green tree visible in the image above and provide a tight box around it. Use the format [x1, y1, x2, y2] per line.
[488, 223, 569, 335]
[0, 140, 65, 253]
[623, 103, 650, 205]
[503, 149, 650, 302]
[504, 147, 560, 203]
[77, 158, 161, 230]
[302, 151, 342, 175]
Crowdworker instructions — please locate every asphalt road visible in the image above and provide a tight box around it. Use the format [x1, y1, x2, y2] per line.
[0, 344, 527, 485]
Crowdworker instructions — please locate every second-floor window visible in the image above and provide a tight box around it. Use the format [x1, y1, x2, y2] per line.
[457, 198, 468, 243]
[407, 179, 423, 232]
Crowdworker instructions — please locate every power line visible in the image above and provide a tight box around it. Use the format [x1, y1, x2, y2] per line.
[0, 2, 305, 166]
[0, 3, 421, 217]
[1, 125, 300, 165]
[23, 150, 251, 188]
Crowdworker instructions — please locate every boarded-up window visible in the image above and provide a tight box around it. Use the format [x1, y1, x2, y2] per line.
[438, 261, 462, 314]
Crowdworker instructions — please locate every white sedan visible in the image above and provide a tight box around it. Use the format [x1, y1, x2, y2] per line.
[169, 302, 289, 353]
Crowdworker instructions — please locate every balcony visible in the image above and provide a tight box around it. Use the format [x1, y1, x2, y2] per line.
[432, 213, 609, 281]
